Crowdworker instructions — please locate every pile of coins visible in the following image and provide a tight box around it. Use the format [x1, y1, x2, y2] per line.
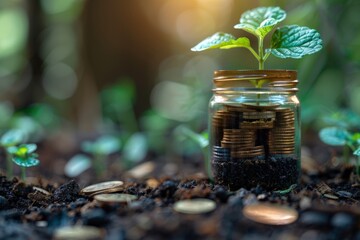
[211, 104, 296, 161]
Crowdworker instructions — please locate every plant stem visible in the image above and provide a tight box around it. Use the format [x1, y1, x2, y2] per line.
[6, 152, 13, 179]
[94, 154, 104, 177]
[258, 36, 264, 70]
[21, 167, 26, 181]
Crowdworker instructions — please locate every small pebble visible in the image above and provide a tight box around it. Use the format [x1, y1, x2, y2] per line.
[83, 208, 109, 227]
[336, 191, 353, 198]
[299, 211, 329, 226]
[0, 195, 9, 210]
[331, 213, 354, 229]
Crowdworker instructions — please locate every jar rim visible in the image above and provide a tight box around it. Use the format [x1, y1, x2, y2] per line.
[213, 70, 298, 91]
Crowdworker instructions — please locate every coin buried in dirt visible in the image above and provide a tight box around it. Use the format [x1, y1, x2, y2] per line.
[94, 193, 137, 204]
[81, 181, 124, 195]
[174, 198, 216, 214]
[54, 226, 103, 240]
[243, 203, 298, 225]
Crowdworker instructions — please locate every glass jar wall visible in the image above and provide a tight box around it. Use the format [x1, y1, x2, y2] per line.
[209, 70, 300, 190]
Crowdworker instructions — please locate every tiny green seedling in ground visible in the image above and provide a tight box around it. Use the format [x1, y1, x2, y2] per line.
[0, 129, 26, 179]
[7, 143, 40, 180]
[191, 6, 323, 87]
[81, 135, 121, 177]
[320, 111, 360, 176]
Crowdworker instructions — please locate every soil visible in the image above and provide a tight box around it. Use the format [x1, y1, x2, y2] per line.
[212, 156, 299, 190]
[1, 158, 360, 240]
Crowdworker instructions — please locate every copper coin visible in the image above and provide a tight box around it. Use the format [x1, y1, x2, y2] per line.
[243, 203, 298, 225]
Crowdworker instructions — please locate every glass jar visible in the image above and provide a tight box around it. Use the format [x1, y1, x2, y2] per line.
[209, 70, 300, 190]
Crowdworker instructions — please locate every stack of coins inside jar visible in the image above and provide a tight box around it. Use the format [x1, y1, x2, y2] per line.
[212, 104, 295, 162]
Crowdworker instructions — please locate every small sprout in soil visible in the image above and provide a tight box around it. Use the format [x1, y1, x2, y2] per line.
[174, 125, 210, 178]
[0, 129, 26, 179]
[7, 143, 39, 180]
[81, 135, 121, 177]
[191, 6, 323, 87]
[320, 126, 360, 175]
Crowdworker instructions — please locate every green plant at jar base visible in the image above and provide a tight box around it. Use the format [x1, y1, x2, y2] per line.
[7, 143, 40, 180]
[191, 6, 323, 88]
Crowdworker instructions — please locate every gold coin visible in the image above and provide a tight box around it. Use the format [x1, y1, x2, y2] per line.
[241, 103, 280, 110]
[81, 181, 124, 195]
[243, 203, 298, 225]
[243, 111, 276, 120]
[94, 193, 137, 204]
[240, 121, 274, 129]
[173, 199, 216, 214]
[54, 226, 103, 240]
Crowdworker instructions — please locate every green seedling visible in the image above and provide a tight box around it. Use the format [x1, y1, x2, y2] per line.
[81, 135, 121, 177]
[320, 126, 360, 176]
[7, 143, 39, 180]
[0, 129, 26, 178]
[191, 6, 323, 87]
[175, 125, 210, 178]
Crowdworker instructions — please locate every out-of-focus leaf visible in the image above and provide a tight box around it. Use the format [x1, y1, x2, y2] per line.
[0, 129, 26, 147]
[175, 125, 209, 149]
[64, 154, 91, 177]
[12, 156, 39, 167]
[82, 135, 121, 155]
[25, 103, 60, 129]
[319, 127, 350, 146]
[101, 80, 135, 117]
[0, 8, 28, 58]
[0, 101, 13, 128]
[123, 133, 148, 163]
[11, 116, 44, 142]
[354, 147, 360, 157]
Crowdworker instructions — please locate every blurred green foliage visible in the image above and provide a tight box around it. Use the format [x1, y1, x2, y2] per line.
[0, 0, 360, 177]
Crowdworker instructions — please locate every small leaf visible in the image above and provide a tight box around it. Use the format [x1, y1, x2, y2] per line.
[81, 135, 121, 155]
[191, 32, 238, 51]
[12, 156, 39, 167]
[267, 25, 323, 58]
[64, 154, 92, 177]
[319, 127, 350, 146]
[234, 6, 286, 38]
[0, 129, 25, 147]
[219, 37, 251, 49]
[354, 147, 360, 157]
[176, 125, 209, 149]
[123, 133, 148, 163]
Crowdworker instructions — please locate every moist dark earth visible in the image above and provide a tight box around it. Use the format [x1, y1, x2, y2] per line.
[1, 160, 360, 240]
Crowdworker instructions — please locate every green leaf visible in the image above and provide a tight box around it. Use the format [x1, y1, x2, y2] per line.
[123, 133, 148, 163]
[319, 127, 350, 146]
[64, 154, 91, 177]
[354, 147, 360, 157]
[234, 6, 286, 38]
[219, 37, 251, 49]
[267, 25, 323, 58]
[81, 135, 121, 155]
[12, 156, 39, 167]
[175, 125, 209, 149]
[191, 32, 234, 51]
[0, 129, 25, 147]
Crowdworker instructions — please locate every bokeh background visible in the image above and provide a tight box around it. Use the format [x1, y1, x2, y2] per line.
[0, 0, 359, 178]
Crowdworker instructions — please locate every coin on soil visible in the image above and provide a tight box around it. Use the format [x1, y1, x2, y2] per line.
[54, 226, 103, 240]
[81, 181, 124, 195]
[94, 193, 137, 204]
[173, 198, 216, 214]
[243, 203, 298, 225]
